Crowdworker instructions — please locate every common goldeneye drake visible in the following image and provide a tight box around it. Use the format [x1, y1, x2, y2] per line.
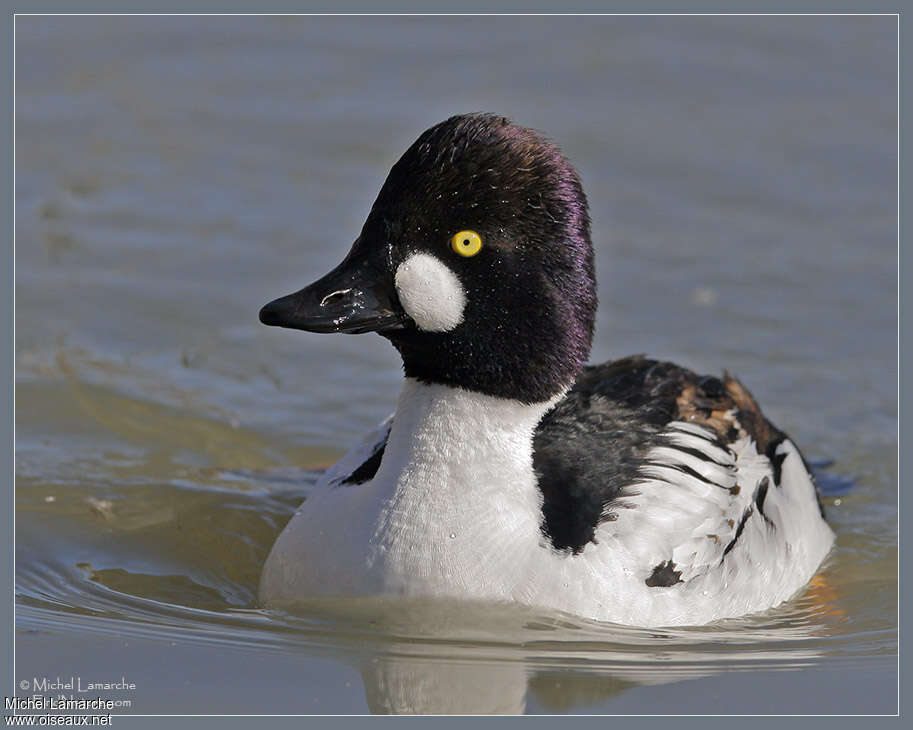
[257, 113, 834, 627]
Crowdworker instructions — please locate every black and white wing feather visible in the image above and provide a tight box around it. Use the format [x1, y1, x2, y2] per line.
[533, 355, 829, 591]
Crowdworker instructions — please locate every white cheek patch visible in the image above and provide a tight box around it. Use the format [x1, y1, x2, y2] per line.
[394, 253, 466, 332]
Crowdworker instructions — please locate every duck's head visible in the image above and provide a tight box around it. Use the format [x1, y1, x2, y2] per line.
[260, 113, 596, 404]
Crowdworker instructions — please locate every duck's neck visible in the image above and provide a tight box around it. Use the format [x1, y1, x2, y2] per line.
[367, 378, 560, 595]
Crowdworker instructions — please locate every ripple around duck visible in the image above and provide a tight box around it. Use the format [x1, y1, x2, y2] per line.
[16, 461, 896, 678]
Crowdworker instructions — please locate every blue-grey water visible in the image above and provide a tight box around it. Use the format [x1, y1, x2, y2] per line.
[15, 16, 896, 714]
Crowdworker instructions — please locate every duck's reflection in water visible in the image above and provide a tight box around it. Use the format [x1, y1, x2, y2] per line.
[276, 593, 838, 715]
[362, 656, 528, 714]
[358, 642, 831, 715]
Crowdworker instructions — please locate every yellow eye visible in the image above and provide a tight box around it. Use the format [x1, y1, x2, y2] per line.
[451, 230, 483, 257]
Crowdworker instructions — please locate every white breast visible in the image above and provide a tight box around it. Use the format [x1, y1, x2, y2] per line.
[259, 380, 555, 603]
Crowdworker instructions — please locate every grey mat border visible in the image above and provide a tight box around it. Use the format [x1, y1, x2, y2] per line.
[1, 2, 906, 14]
[2, 0, 12, 711]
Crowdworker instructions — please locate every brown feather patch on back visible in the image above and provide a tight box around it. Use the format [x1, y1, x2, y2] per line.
[672, 369, 785, 454]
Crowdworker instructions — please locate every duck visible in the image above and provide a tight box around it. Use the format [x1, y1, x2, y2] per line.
[257, 113, 835, 627]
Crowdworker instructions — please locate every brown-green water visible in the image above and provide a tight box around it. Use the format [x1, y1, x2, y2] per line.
[15, 16, 896, 714]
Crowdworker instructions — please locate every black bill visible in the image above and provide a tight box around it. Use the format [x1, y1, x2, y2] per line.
[259, 239, 408, 334]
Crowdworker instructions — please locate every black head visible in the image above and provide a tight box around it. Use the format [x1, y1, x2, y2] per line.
[260, 113, 597, 404]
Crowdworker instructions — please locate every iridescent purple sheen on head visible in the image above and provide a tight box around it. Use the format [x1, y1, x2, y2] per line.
[360, 113, 597, 403]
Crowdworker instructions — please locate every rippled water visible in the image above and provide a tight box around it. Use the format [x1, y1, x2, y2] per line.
[15, 16, 896, 714]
